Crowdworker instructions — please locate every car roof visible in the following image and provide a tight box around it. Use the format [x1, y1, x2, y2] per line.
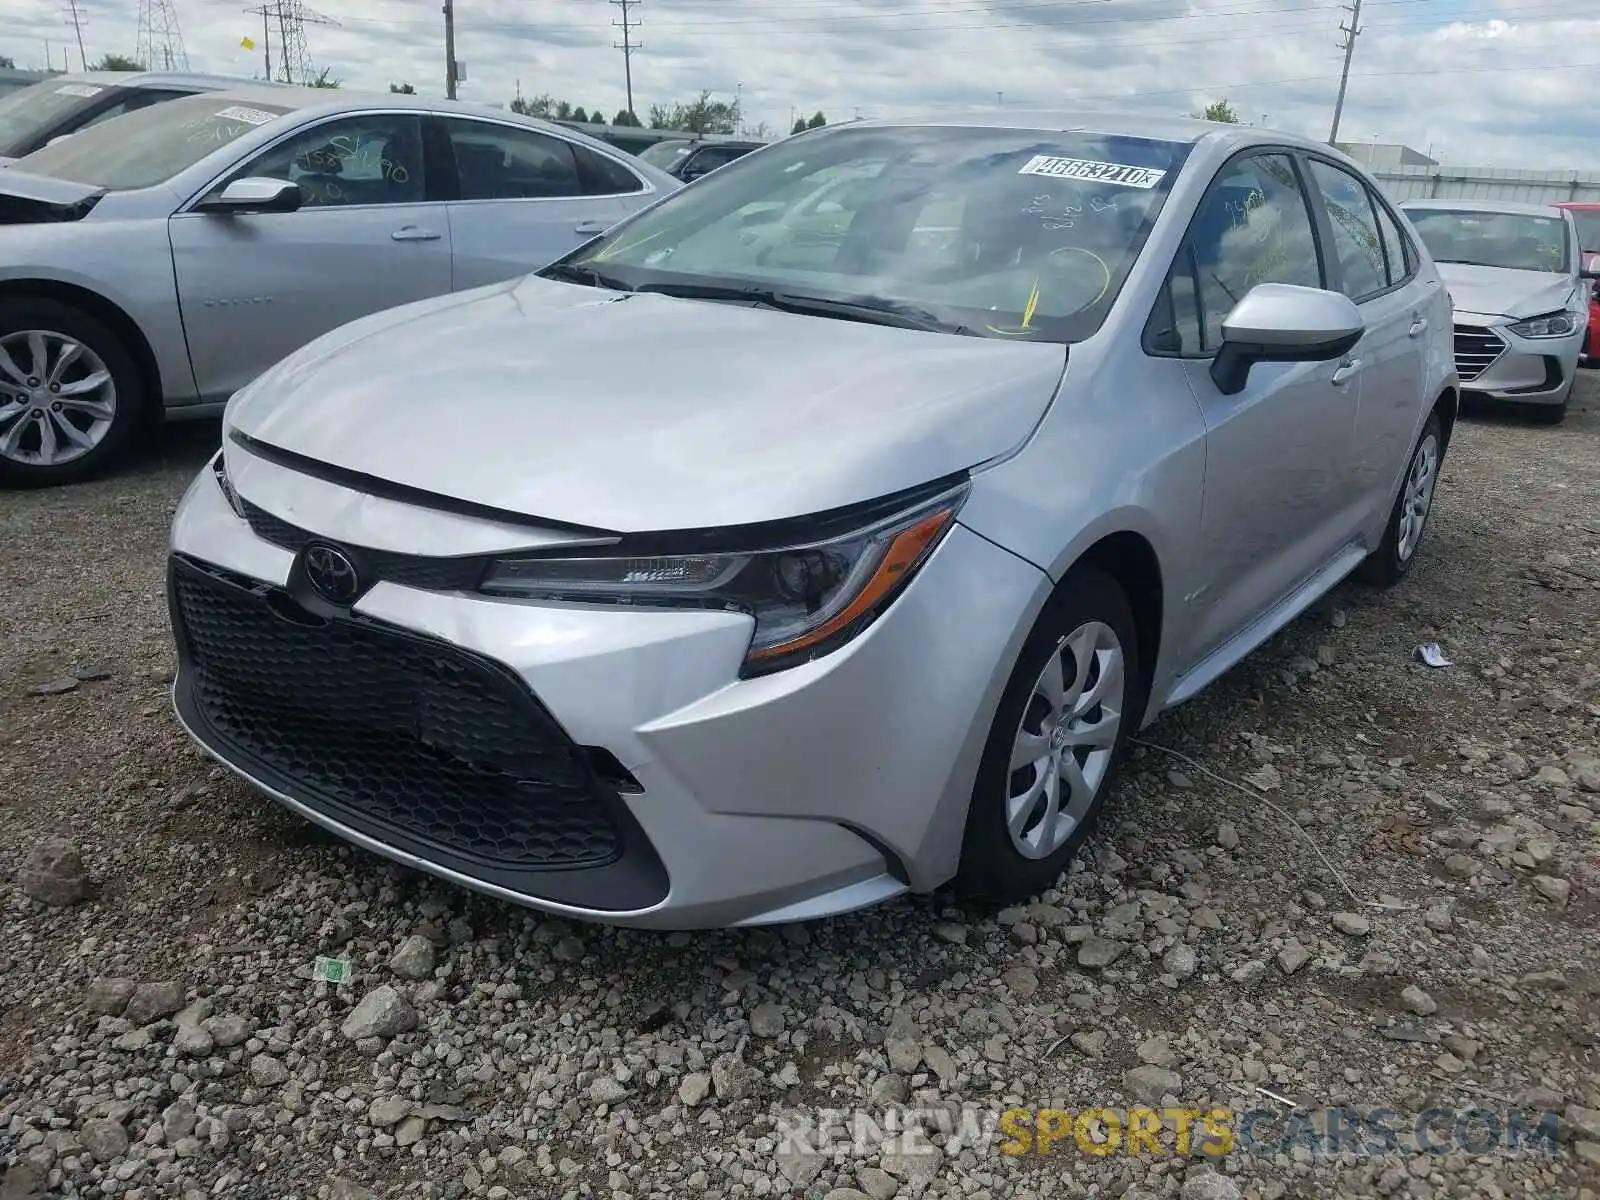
[51, 70, 271, 91]
[1399, 197, 1570, 217]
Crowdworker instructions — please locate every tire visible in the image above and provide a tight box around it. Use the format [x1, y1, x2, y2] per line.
[954, 567, 1147, 906]
[0, 298, 146, 488]
[1357, 410, 1443, 588]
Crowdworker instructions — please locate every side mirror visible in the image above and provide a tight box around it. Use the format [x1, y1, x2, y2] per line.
[1210, 282, 1365, 396]
[1580, 251, 1600, 281]
[195, 176, 302, 215]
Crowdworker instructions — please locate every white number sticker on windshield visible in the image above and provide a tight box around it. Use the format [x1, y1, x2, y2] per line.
[1018, 155, 1166, 189]
[56, 84, 104, 97]
[213, 105, 279, 126]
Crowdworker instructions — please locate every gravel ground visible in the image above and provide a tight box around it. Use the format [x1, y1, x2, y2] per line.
[2, 380, 1598, 1200]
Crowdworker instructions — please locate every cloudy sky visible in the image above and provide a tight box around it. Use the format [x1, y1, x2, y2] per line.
[4, 0, 1596, 168]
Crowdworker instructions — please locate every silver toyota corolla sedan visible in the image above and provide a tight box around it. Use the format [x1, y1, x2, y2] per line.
[0, 85, 678, 486]
[168, 111, 1459, 929]
[1399, 198, 1588, 425]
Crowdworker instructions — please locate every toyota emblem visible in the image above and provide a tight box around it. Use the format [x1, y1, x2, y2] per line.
[303, 543, 360, 604]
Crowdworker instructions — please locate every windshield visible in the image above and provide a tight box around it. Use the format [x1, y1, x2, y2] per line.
[1567, 208, 1600, 253]
[636, 139, 693, 169]
[0, 79, 118, 157]
[12, 95, 292, 191]
[1406, 207, 1571, 274]
[564, 124, 1194, 343]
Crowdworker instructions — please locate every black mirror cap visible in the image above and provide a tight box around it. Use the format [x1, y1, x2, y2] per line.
[1209, 328, 1363, 396]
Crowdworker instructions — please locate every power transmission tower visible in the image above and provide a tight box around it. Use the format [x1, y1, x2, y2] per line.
[64, 0, 87, 70]
[239, 0, 337, 85]
[135, 0, 190, 71]
[1327, 0, 1362, 146]
[611, 0, 641, 120]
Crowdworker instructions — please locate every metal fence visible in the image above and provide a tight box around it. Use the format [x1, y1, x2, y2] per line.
[1369, 165, 1600, 205]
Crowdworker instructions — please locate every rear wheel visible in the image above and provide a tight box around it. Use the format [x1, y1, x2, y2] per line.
[1358, 411, 1442, 587]
[955, 567, 1146, 905]
[0, 299, 145, 488]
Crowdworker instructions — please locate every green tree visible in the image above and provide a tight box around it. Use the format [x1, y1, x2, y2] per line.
[389, 82, 415, 94]
[1193, 99, 1240, 123]
[93, 53, 144, 71]
[807, 110, 826, 129]
[649, 90, 739, 135]
[309, 67, 340, 88]
[0, 55, 15, 69]
[791, 117, 807, 135]
[612, 108, 641, 127]
[590, 107, 605, 124]
[511, 92, 554, 117]
[553, 99, 573, 120]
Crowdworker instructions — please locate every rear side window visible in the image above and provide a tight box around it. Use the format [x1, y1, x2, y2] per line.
[572, 143, 645, 195]
[1306, 159, 1388, 301]
[445, 118, 582, 199]
[1370, 196, 1414, 286]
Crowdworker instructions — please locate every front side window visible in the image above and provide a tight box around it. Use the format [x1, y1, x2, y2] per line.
[12, 94, 293, 190]
[233, 114, 426, 207]
[1406, 207, 1570, 274]
[1306, 159, 1388, 300]
[446, 119, 581, 199]
[1185, 153, 1323, 352]
[563, 125, 1195, 343]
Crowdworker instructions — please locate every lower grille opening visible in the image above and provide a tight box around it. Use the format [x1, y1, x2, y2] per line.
[168, 554, 668, 910]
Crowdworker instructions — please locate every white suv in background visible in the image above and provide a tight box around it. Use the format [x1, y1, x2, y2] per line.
[1401, 198, 1588, 424]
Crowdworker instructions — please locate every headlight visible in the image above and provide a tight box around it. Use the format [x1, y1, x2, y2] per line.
[210, 449, 246, 518]
[1507, 311, 1577, 338]
[480, 482, 969, 676]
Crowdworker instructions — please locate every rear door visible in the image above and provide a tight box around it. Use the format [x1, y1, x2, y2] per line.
[1301, 155, 1433, 513]
[434, 116, 653, 288]
[170, 110, 452, 402]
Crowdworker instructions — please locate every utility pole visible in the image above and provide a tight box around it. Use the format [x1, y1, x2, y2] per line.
[65, 0, 87, 70]
[1327, 0, 1362, 146]
[443, 0, 457, 98]
[611, 0, 640, 121]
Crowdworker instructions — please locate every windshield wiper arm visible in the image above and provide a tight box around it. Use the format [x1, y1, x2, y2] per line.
[540, 261, 634, 291]
[633, 281, 971, 335]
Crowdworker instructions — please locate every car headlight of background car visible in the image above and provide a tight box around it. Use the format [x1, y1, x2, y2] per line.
[481, 482, 970, 677]
[1507, 310, 1579, 338]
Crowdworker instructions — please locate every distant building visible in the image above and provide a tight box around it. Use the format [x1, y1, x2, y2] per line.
[0, 67, 63, 99]
[1336, 141, 1438, 169]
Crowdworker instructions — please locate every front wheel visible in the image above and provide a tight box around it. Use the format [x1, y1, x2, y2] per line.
[1357, 411, 1443, 587]
[0, 298, 145, 488]
[955, 567, 1146, 905]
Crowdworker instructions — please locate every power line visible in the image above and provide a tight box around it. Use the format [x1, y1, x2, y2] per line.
[1329, 0, 1363, 144]
[612, 0, 641, 120]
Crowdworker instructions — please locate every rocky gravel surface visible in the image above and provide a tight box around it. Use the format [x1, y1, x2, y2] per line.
[3, 383, 1599, 1200]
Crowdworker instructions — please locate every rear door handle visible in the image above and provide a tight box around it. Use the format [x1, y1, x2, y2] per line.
[1408, 317, 1428, 337]
[391, 226, 441, 241]
[1331, 358, 1362, 386]
[574, 220, 610, 235]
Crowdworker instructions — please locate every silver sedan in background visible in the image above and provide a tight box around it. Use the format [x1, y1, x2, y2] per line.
[0, 86, 679, 486]
[169, 112, 1458, 928]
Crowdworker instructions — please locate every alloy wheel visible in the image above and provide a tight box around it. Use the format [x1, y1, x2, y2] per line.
[0, 329, 118, 468]
[1005, 619, 1125, 859]
[1396, 432, 1439, 563]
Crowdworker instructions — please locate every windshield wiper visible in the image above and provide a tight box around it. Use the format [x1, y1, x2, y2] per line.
[539, 261, 634, 292]
[633, 281, 972, 335]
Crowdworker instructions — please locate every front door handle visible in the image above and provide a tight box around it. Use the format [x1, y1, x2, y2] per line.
[574, 220, 610, 236]
[1331, 358, 1362, 386]
[391, 226, 441, 241]
[1408, 317, 1428, 338]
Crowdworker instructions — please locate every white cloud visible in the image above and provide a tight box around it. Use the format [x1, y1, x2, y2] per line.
[3, 0, 1597, 167]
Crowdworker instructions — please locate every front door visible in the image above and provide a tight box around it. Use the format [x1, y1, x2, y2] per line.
[169, 111, 452, 403]
[1172, 150, 1364, 663]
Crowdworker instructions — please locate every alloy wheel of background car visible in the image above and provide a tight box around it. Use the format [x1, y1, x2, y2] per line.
[1005, 620, 1126, 860]
[956, 567, 1146, 905]
[0, 299, 143, 489]
[1358, 410, 1445, 588]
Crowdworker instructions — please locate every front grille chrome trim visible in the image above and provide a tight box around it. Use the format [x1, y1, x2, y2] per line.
[1453, 323, 1506, 383]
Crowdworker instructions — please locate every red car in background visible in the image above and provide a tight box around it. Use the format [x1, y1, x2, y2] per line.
[1554, 201, 1600, 363]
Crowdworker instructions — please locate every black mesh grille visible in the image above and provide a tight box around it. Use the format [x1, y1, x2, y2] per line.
[170, 557, 623, 871]
[240, 498, 488, 593]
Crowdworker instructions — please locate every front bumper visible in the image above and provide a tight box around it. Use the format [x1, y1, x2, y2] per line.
[1453, 312, 1584, 404]
[167, 454, 1051, 929]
